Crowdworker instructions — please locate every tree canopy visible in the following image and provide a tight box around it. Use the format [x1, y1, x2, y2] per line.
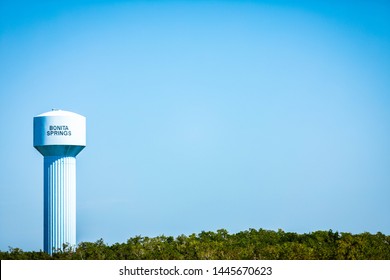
[1, 229, 389, 260]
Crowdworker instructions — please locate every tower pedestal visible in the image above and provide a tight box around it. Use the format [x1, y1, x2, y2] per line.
[43, 156, 76, 254]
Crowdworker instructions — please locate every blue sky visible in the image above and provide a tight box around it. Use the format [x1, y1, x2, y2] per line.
[1, 0, 389, 251]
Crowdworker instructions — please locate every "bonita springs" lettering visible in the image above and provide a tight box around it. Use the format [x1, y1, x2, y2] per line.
[47, 125, 72, 136]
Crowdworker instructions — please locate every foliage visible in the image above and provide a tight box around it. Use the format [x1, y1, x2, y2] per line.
[1, 229, 389, 260]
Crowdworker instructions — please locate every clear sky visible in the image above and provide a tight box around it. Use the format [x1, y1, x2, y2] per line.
[0, 0, 389, 251]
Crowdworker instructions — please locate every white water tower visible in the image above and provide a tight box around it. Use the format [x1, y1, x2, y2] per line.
[33, 109, 86, 254]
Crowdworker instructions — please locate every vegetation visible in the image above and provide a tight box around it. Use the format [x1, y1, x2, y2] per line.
[1, 229, 389, 260]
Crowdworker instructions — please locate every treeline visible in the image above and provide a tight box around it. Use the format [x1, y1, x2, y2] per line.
[1, 229, 390, 260]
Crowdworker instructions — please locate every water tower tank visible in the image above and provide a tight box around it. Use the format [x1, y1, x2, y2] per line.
[33, 109, 86, 254]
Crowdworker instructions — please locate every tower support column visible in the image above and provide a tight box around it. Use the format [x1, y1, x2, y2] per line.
[43, 156, 76, 254]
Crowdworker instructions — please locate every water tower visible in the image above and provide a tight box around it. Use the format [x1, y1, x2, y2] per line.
[33, 109, 86, 254]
